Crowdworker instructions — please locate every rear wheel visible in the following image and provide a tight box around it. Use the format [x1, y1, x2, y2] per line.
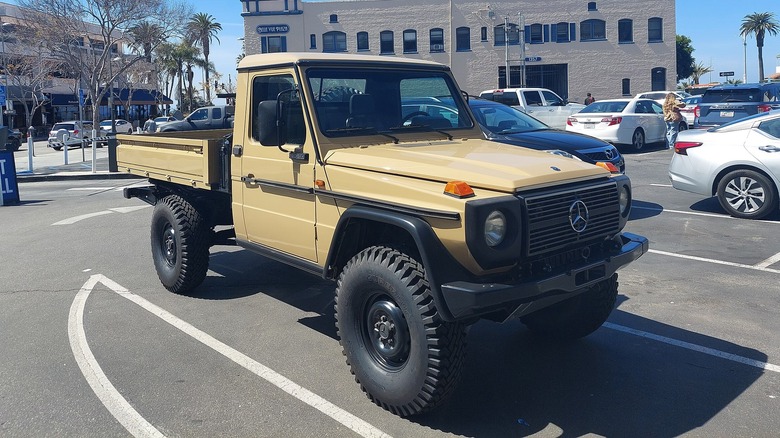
[717, 169, 778, 219]
[335, 246, 467, 416]
[151, 195, 210, 293]
[627, 129, 645, 152]
[522, 274, 618, 341]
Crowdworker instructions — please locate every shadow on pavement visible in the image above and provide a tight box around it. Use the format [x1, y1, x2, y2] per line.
[199, 248, 765, 436]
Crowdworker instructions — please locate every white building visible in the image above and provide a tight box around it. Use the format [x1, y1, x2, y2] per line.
[240, 0, 676, 104]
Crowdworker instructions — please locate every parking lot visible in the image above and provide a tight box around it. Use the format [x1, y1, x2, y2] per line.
[2, 145, 779, 437]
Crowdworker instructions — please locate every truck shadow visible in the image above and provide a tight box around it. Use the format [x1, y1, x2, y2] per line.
[203, 249, 766, 437]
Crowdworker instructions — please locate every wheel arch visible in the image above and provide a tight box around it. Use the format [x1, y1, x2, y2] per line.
[710, 164, 780, 197]
[325, 205, 468, 321]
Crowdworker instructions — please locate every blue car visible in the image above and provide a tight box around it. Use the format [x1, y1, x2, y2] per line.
[467, 98, 625, 172]
[697, 83, 780, 128]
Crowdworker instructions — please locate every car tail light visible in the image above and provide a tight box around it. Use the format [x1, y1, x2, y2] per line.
[758, 104, 772, 113]
[566, 117, 575, 126]
[602, 117, 622, 126]
[674, 141, 702, 155]
[694, 105, 700, 118]
[73, 129, 79, 135]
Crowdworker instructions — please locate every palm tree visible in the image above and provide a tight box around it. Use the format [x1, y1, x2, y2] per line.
[128, 20, 164, 63]
[740, 12, 780, 83]
[188, 13, 221, 102]
[690, 62, 713, 85]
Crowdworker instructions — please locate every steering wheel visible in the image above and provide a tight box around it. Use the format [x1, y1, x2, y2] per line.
[401, 111, 430, 124]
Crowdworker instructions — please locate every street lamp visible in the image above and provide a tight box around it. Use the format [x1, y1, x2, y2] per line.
[0, 21, 12, 129]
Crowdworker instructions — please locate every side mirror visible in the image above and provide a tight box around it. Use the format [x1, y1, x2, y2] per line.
[256, 100, 287, 146]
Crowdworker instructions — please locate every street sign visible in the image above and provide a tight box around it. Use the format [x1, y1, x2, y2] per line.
[0, 149, 20, 205]
[0, 85, 5, 105]
[524, 56, 542, 62]
[719, 71, 735, 77]
[78, 88, 85, 106]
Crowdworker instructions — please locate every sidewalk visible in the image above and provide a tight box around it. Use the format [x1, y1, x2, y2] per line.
[11, 139, 139, 182]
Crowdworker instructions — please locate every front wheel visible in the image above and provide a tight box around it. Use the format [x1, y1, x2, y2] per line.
[717, 169, 778, 219]
[151, 195, 210, 293]
[334, 246, 467, 417]
[521, 274, 618, 341]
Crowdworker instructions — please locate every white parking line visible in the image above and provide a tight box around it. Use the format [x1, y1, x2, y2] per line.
[755, 251, 780, 269]
[633, 205, 780, 224]
[53, 211, 113, 225]
[649, 249, 780, 274]
[70, 275, 391, 438]
[604, 323, 780, 373]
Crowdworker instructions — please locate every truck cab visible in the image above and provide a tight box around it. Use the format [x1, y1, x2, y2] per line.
[478, 87, 585, 129]
[157, 105, 235, 132]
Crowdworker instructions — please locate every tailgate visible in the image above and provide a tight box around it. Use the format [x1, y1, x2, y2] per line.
[116, 129, 231, 189]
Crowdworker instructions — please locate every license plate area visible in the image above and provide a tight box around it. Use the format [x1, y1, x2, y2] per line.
[720, 111, 734, 118]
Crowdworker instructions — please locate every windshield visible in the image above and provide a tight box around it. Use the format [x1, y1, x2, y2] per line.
[470, 101, 548, 134]
[306, 67, 473, 137]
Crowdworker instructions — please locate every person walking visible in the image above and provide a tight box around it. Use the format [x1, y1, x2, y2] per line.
[143, 115, 157, 133]
[662, 93, 685, 149]
[584, 93, 596, 105]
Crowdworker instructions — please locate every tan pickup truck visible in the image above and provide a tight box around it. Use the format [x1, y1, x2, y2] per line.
[117, 52, 647, 417]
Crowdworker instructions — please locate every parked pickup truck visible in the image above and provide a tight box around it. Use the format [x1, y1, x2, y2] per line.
[478, 87, 585, 129]
[117, 52, 647, 417]
[156, 104, 235, 132]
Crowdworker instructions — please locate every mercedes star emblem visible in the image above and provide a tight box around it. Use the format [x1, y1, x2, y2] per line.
[569, 199, 589, 233]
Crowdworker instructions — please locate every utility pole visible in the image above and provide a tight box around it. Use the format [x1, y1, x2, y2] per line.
[504, 16, 510, 87]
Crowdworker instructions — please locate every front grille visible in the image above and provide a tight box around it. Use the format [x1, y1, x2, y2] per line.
[522, 181, 621, 256]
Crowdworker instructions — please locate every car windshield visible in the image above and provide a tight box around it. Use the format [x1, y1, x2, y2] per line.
[470, 101, 548, 134]
[579, 101, 628, 113]
[99, 121, 112, 127]
[305, 67, 473, 137]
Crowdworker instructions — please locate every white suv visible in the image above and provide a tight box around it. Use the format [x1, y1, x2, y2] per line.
[47, 120, 100, 150]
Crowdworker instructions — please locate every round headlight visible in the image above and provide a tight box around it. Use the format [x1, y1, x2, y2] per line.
[619, 185, 630, 216]
[484, 210, 507, 247]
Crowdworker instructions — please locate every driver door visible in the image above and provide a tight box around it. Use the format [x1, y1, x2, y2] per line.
[237, 71, 317, 262]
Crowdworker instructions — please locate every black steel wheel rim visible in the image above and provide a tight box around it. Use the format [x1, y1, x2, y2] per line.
[363, 294, 410, 370]
[161, 222, 177, 267]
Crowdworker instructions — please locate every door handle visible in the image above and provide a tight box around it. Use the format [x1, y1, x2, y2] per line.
[758, 145, 780, 152]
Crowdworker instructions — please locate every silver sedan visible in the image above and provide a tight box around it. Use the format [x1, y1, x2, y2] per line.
[669, 111, 780, 219]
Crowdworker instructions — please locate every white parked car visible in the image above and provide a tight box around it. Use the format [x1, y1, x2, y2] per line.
[99, 118, 134, 134]
[634, 90, 691, 105]
[565, 98, 666, 151]
[47, 120, 98, 150]
[669, 110, 780, 219]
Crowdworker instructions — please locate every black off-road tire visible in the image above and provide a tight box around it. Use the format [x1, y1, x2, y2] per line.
[716, 169, 778, 219]
[334, 246, 467, 417]
[151, 195, 210, 294]
[522, 274, 619, 341]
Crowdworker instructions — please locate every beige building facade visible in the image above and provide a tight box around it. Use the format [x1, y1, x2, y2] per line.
[240, 0, 676, 104]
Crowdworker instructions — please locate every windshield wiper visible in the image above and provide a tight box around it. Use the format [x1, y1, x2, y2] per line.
[388, 124, 453, 140]
[325, 127, 399, 144]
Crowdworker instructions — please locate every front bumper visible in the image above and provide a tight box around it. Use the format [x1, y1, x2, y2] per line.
[440, 232, 648, 321]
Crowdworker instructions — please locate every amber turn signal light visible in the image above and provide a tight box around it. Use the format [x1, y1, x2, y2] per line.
[444, 181, 475, 198]
[595, 161, 620, 174]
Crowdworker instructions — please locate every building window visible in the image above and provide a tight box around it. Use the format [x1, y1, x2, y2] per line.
[357, 31, 369, 51]
[580, 19, 605, 41]
[329, 14, 338, 23]
[380, 30, 394, 54]
[622, 78, 631, 95]
[456, 27, 470, 51]
[403, 29, 417, 53]
[480, 27, 487, 41]
[494, 23, 519, 46]
[261, 36, 286, 53]
[618, 19, 633, 43]
[648, 17, 663, 42]
[322, 31, 346, 52]
[554, 22, 570, 42]
[651, 67, 666, 90]
[310, 34, 316, 49]
[529, 23, 543, 44]
[587, 2, 597, 11]
[430, 28, 444, 52]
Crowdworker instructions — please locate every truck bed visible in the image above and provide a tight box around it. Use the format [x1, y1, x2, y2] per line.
[116, 129, 231, 190]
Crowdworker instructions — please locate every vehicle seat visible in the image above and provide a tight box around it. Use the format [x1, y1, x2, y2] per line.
[346, 94, 379, 129]
[497, 120, 517, 131]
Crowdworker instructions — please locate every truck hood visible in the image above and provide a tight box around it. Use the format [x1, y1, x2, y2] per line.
[323, 138, 608, 192]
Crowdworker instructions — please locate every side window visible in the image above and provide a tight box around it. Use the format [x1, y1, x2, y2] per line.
[213, 108, 222, 119]
[758, 119, 780, 138]
[189, 109, 208, 121]
[541, 90, 563, 105]
[250, 74, 304, 145]
[523, 91, 543, 106]
[650, 101, 664, 114]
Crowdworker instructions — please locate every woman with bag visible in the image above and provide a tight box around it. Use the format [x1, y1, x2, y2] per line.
[663, 93, 685, 149]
